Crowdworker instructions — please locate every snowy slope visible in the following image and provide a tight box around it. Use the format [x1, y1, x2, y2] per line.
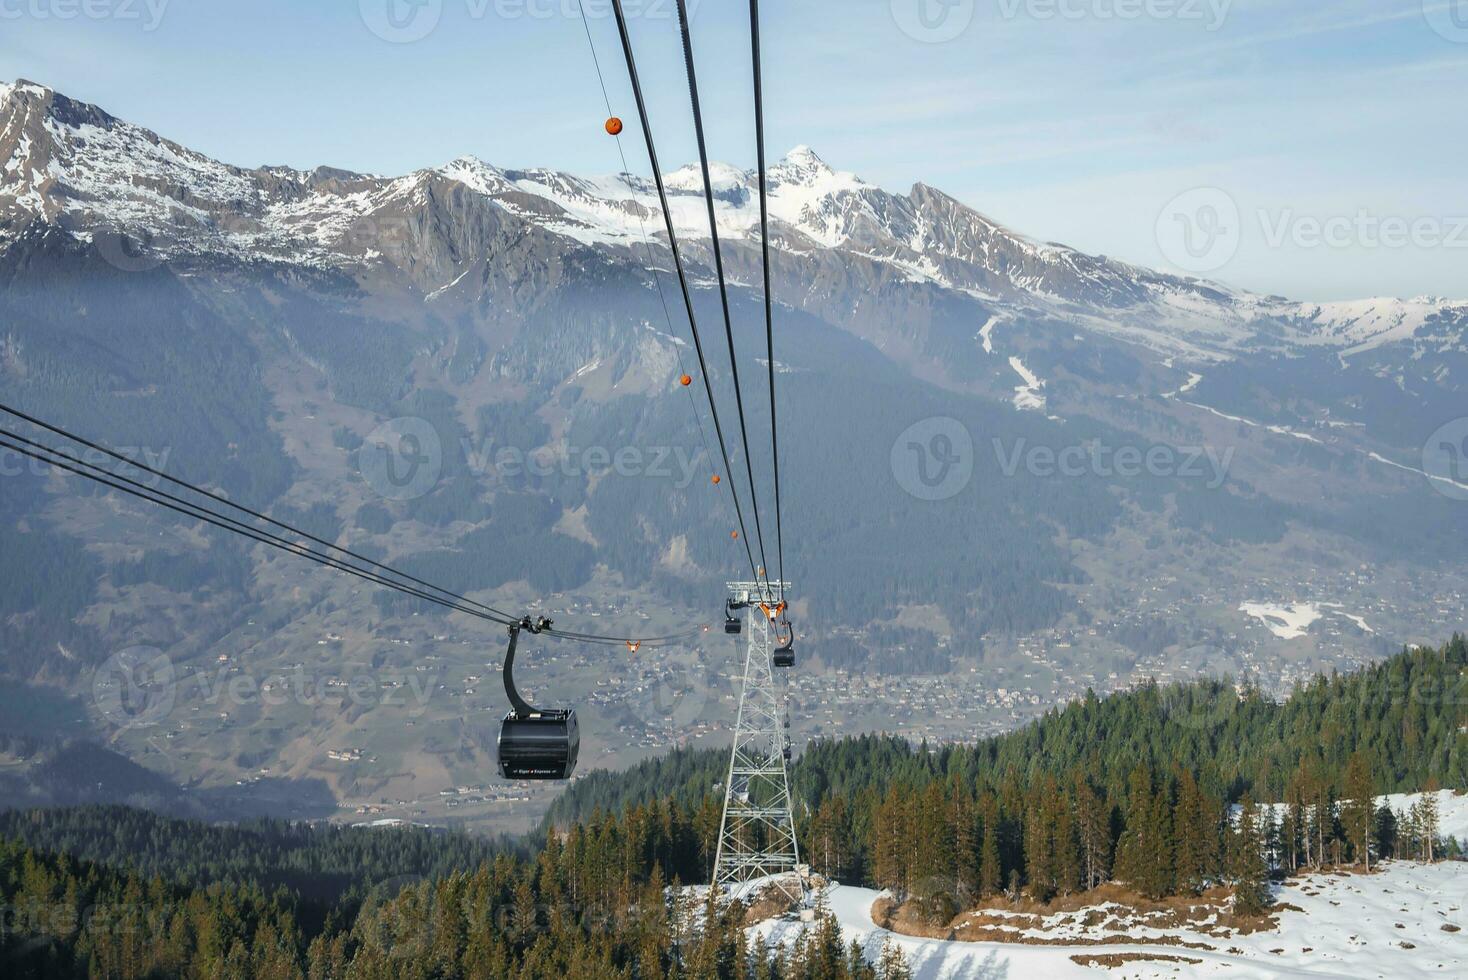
[757, 862, 1468, 980]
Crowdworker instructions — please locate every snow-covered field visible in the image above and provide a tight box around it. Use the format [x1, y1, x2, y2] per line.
[756, 861, 1467, 978]
[1383, 790, 1468, 842]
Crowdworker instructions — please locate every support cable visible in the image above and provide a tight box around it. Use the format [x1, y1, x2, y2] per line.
[749, 0, 786, 603]
[608, 0, 762, 583]
[0, 412, 699, 648]
[673, 0, 772, 596]
[573, 1, 720, 511]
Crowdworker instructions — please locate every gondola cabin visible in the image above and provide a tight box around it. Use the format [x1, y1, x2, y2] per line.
[498, 709, 579, 780]
[773, 621, 795, 668]
[497, 617, 579, 781]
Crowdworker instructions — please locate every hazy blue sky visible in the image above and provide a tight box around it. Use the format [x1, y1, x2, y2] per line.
[2, 0, 1465, 301]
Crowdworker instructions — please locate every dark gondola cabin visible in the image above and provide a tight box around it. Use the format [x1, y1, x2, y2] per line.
[498, 709, 579, 780]
[724, 598, 744, 634]
[773, 621, 794, 668]
[496, 617, 580, 781]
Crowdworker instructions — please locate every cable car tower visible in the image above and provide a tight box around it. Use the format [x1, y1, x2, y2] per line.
[714, 581, 802, 902]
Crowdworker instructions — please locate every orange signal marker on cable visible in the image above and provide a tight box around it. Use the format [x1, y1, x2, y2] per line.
[731, 531, 739, 540]
[605, 117, 623, 136]
[712, 475, 721, 485]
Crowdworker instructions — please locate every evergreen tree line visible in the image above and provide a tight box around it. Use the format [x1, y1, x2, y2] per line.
[550, 636, 1468, 829]
[0, 801, 912, 980]
[818, 748, 1457, 923]
[0, 805, 523, 905]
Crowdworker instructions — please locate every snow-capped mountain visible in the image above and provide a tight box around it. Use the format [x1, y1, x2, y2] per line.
[4, 79, 1464, 368]
[5, 76, 1468, 746]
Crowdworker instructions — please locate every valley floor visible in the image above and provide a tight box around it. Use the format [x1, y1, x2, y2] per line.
[755, 861, 1467, 979]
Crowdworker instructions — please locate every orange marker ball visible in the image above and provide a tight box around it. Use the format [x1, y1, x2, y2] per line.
[731, 531, 739, 540]
[679, 374, 692, 387]
[605, 117, 624, 136]
[712, 475, 721, 485]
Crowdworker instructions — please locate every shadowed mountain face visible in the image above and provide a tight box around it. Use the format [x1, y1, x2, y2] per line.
[1, 80, 1466, 817]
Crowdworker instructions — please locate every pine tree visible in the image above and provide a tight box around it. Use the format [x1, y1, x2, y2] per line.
[1073, 772, 1110, 891]
[1341, 750, 1375, 870]
[1418, 790, 1442, 863]
[876, 937, 912, 980]
[1231, 794, 1271, 916]
[1115, 767, 1173, 899]
[978, 795, 1001, 899]
[1173, 770, 1207, 895]
[1023, 784, 1056, 903]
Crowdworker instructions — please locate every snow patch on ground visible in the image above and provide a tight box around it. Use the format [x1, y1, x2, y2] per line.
[978, 315, 1001, 354]
[1238, 601, 1380, 640]
[1008, 356, 1046, 412]
[755, 862, 1468, 980]
[1238, 602, 1322, 640]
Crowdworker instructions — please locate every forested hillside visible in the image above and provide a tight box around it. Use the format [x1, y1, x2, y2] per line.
[0, 806, 521, 903]
[542, 637, 1468, 919]
[550, 636, 1468, 828]
[2, 639, 1464, 977]
[0, 802, 892, 979]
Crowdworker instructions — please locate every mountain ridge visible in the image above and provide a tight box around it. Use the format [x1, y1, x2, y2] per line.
[4, 78, 1464, 366]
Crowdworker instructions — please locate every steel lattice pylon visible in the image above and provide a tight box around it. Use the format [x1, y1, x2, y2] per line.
[714, 582, 802, 902]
